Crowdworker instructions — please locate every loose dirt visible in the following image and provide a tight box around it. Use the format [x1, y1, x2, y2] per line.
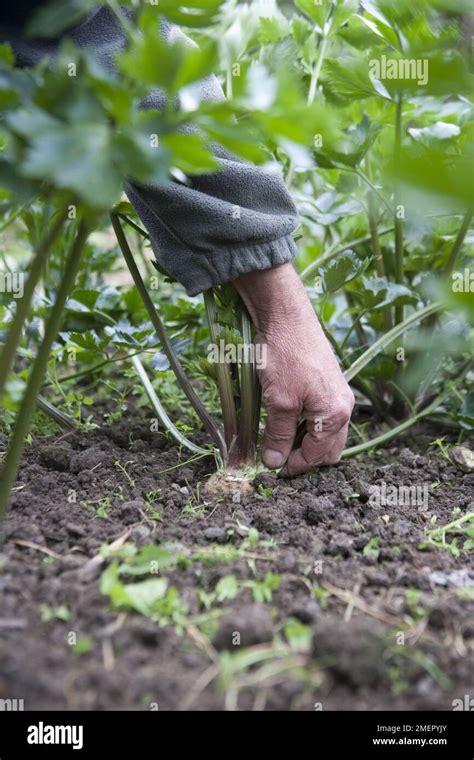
[0, 419, 472, 710]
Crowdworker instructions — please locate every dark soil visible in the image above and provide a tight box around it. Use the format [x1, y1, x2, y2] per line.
[0, 419, 473, 711]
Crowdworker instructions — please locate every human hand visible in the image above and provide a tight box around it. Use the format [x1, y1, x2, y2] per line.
[234, 262, 355, 476]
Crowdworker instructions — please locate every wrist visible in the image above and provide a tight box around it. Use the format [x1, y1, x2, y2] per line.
[233, 262, 311, 334]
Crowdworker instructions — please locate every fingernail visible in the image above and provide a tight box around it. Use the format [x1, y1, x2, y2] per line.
[263, 449, 285, 469]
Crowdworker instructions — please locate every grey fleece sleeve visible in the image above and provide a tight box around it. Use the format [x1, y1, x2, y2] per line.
[1, 7, 299, 296]
[126, 160, 298, 296]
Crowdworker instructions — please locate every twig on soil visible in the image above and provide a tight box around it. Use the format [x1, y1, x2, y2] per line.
[0, 618, 27, 630]
[185, 624, 218, 663]
[102, 639, 115, 671]
[322, 580, 404, 627]
[101, 613, 128, 638]
[11, 539, 61, 560]
[178, 663, 220, 711]
[79, 529, 132, 579]
[343, 581, 362, 622]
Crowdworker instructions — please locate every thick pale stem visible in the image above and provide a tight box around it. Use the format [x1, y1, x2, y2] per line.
[203, 289, 238, 454]
[238, 302, 259, 465]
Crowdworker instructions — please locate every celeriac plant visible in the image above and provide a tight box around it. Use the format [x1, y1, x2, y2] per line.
[0, 0, 472, 522]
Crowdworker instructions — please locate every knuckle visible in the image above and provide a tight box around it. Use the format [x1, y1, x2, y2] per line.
[328, 394, 353, 427]
[268, 393, 300, 416]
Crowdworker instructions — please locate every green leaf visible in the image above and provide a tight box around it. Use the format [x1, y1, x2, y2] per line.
[199, 119, 268, 163]
[284, 618, 312, 652]
[319, 250, 369, 293]
[358, 276, 419, 309]
[119, 545, 179, 576]
[296, 0, 358, 36]
[161, 133, 217, 174]
[259, 16, 290, 44]
[295, 0, 328, 30]
[40, 604, 71, 622]
[152, 0, 225, 28]
[0, 43, 14, 67]
[363, 536, 381, 559]
[322, 58, 380, 103]
[394, 146, 473, 205]
[20, 122, 122, 208]
[408, 122, 461, 146]
[71, 636, 93, 656]
[68, 289, 100, 311]
[331, 0, 360, 33]
[119, 27, 218, 94]
[456, 391, 474, 431]
[356, 11, 400, 49]
[215, 575, 239, 601]
[100, 561, 169, 617]
[120, 578, 169, 616]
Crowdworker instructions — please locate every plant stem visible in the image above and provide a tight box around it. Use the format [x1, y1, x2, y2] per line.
[36, 396, 78, 431]
[345, 302, 441, 383]
[342, 383, 454, 458]
[393, 92, 404, 325]
[367, 193, 384, 277]
[445, 207, 473, 274]
[226, 68, 233, 99]
[118, 214, 149, 239]
[0, 219, 92, 523]
[238, 302, 259, 465]
[131, 355, 208, 456]
[0, 205, 69, 399]
[367, 190, 393, 330]
[203, 289, 238, 456]
[110, 213, 227, 462]
[307, 34, 328, 106]
[354, 169, 393, 215]
[344, 291, 367, 347]
[341, 308, 368, 350]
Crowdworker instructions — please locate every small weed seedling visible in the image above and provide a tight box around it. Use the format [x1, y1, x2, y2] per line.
[421, 513, 474, 557]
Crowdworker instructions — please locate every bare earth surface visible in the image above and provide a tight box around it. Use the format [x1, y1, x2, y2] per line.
[0, 420, 473, 710]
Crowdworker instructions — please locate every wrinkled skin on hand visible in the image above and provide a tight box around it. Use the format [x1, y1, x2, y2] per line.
[234, 262, 355, 477]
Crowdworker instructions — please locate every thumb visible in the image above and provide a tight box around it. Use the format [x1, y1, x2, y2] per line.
[262, 403, 299, 469]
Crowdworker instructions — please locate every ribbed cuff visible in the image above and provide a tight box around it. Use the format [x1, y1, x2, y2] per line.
[183, 234, 298, 297]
